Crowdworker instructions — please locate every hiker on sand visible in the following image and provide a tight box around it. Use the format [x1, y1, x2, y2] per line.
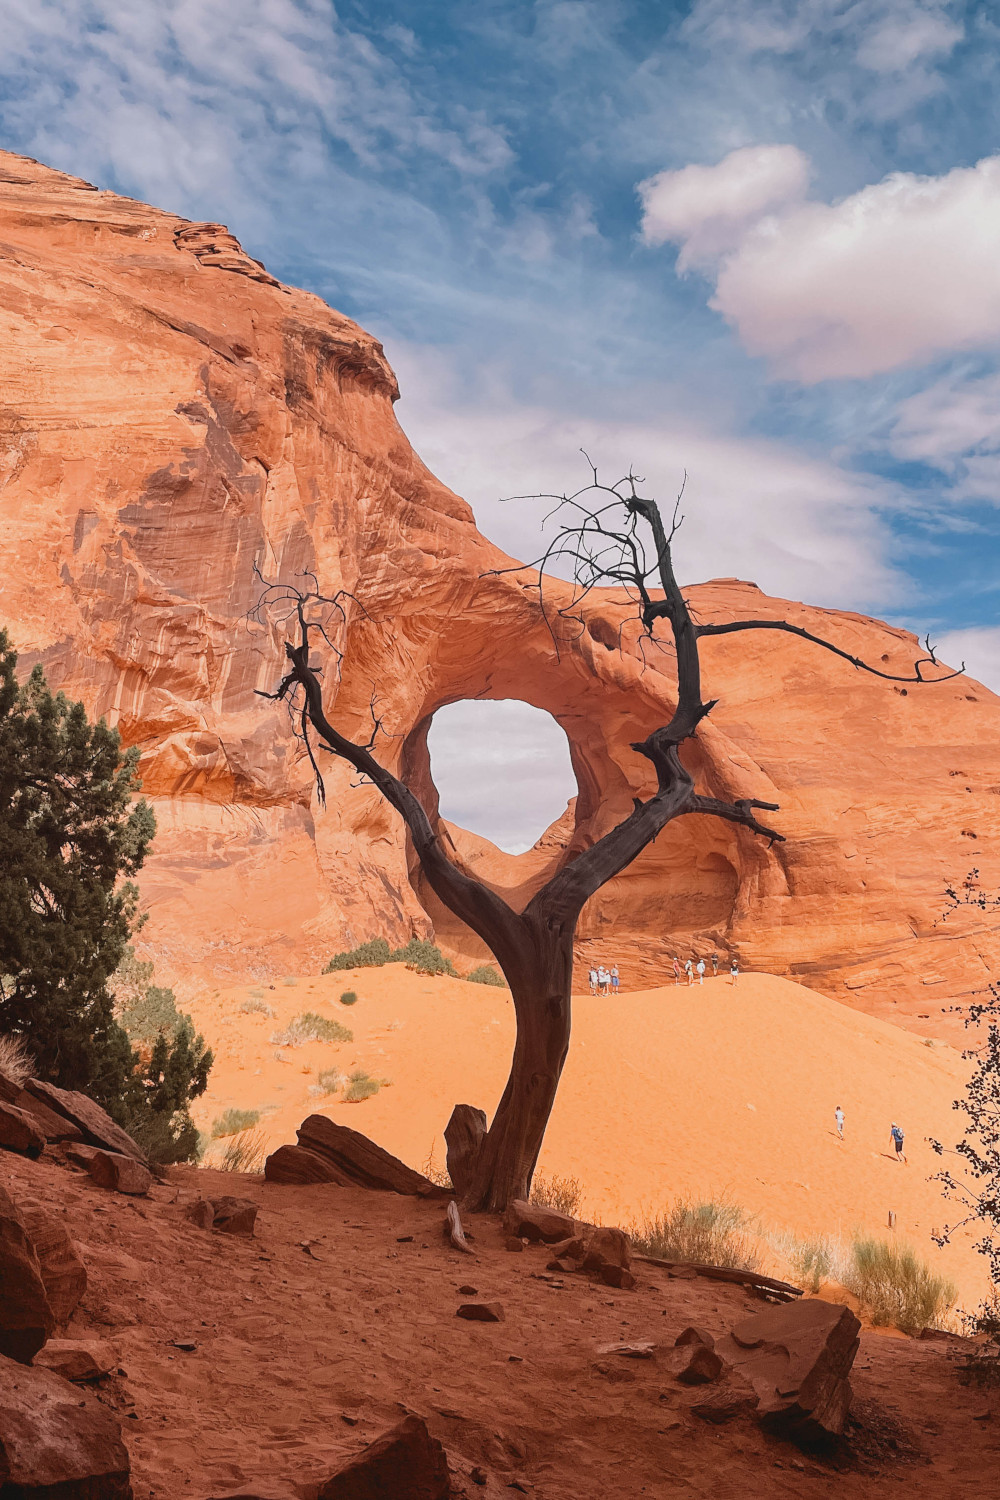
[684, 958, 694, 986]
[611, 964, 620, 995]
[890, 1122, 906, 1163]
[672, 956, 681, 985]
[588, 967, 598, 995]
[835, 1105, 845, 1140]
[730, 959, 739, 985]
[711, 952, 719, 977]
[597, 965, 609, 995]
[696, 958, 706, 985]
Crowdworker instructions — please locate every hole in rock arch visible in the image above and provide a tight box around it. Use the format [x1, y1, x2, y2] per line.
[426, 700, 577, 855]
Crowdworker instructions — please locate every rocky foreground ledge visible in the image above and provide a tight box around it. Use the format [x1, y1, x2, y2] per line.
[0, 1091, 988, 1496]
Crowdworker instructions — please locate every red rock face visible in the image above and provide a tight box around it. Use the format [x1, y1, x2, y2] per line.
[1, 149, 998, 1028]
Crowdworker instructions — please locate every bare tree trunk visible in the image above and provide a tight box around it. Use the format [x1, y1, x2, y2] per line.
[467, 925, 574, 1212]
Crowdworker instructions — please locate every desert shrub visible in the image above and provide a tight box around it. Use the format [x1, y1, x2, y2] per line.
[270, 1012, 353, 1046]
[239, 996, 275, 1017]
[211, 1107, 261, 1138]
[961, 1299, 1000, 1385]
[324, 938, 392, 972]
[343, 1069, 381, 1102]
[629, 1198, 762, 1272]
[789, 1238, 835, 1294]
[220, 1126, 267, 1174]
[467, 964, 506, 987]
[392, 937, 457, 975]
[842, 1237, 956, 1334]
[323, 936, 456, 976]
[422, 1143, 453, 1190]
[0, 1032, 35, 1086]
[530, 1173, 583, 1217]
[339, 990, 359, 1006]
[316, 1068, 345, 1094]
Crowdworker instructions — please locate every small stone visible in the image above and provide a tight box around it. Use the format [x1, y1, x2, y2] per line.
[670, 1342, 723, 1385]
[210, 1197, 258, 1236]
[504, 1237, 524, 1252]
[470, 1466, 488, 1485]
[396, 1235, 414, 1243]
[456, 1302, 504, 1323]
[184, 1199, 216, 1230]
[546, 1257, 578, 1274]
[595, 1341, 656, 1359]
[458, 1284, 478, 1296]
[503, 1199, 577, 1244]
[599, 1265, 637, 1290]
[171, 1339, 197, 1352]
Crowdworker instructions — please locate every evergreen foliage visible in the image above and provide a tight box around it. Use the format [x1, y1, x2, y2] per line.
[0, 633, 211, 1162]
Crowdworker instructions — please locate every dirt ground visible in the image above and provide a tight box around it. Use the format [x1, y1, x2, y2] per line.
[3, 1150, 997, 1499]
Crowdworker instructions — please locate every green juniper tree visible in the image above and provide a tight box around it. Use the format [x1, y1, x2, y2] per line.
[0, 631, 211, 1159]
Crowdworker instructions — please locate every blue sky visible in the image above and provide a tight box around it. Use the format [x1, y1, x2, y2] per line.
[2, 0, 999, 846]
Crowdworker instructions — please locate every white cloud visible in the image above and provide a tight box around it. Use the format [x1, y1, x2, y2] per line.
[390, 344, 908, 613]
[933, 627, 1000, 696]
[890, 371, 1000, 468]
[427, 700, 576, 854]
[639, 145, 809, 267]
[640, 148, 1000, 382]
[855, 9, 963, 72]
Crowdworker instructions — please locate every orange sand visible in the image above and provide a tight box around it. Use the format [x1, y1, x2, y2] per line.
[185, 967, 985, 1304]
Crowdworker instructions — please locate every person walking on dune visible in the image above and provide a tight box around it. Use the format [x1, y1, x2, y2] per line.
[588, 967, 598, 996]
[835, 1105, 844, 1140]
[672, 956, 681, 985]
[890, 1122, 906, 1163]
[684, 958, 694, 986]
[730, 959, 739, 985]
[611, 964, 620, 995]
[696, 957, 706, 985]
[711, 952, 719, 977]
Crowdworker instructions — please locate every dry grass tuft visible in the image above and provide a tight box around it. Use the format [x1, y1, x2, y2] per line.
[628, 1198, 762, 1272]
[219, 1126, 267, 1174]
[530, 1173, 584, 1218]
[0, 1033, 35, 1086]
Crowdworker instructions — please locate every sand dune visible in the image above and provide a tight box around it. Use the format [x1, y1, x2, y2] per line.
[186, 966, 986, 1304]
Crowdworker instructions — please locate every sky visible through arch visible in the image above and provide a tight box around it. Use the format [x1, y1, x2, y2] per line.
[2, 0, 999, 843]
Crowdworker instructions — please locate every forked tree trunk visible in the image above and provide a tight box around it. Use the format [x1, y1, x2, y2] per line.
[466, 925, 575, 1212]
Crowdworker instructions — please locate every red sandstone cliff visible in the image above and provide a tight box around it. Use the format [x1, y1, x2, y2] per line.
[1, 149, 998, 1030]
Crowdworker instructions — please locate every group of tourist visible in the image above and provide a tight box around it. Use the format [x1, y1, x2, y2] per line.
[834, 1106, 909, 1163]
[671, 953, 740, 985]
[588, 964, 620, 995]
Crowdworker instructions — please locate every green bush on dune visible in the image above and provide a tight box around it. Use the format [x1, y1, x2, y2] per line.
[467, 964, 506, 987]
[323, 936, 456, 977]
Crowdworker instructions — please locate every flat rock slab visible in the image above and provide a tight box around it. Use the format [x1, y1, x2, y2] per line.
[595, 1342, 656, 1359]
[210, 1196, 258, 1236]
[0, 1098, 46, 1158]
[716, 1298, 861, 1440]
[34, 1338, 116, 1382]
[85, 1149, 153, 1196]
[291, 1116, 442, 1196]
[24, 1078, 146, 1162]
[7, 1086, 83, 1143]
[264, 1143, 350, 1186]
[503, 1200, 578, 1244]
[317, 1414, 451, 1499]
[16, 1199, 88, 1328]
[0, 1184, 55, 1364]
[456, 1302, 504, 1323]
[0, 1350, 132, 1497]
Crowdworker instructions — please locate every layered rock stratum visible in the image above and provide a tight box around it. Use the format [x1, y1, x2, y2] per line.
[2, 148, 999, 1026]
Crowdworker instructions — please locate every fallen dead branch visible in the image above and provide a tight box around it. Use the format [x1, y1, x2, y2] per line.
[635, 1256, 802, 1302]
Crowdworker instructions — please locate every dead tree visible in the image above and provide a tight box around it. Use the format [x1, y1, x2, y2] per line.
[255, 469, 960, 1213]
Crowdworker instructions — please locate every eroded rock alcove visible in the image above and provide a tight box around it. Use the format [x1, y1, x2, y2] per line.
[2, 149, 1000, 1028]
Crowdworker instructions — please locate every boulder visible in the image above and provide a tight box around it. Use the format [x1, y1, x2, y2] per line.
[34, 1338, 115, 1382]
[64, 1143, 101, 1170]
[264, 1144, 350, 1186]
[716, 1298, 861, 1441]
[293, 1116, 443, 1196]
[13, 1088, 84, 1143]
[547, 1235, 586, 1262]
[443, 1104, 487, 1197]
[317, 1414, 450, 1499]
[502, 1200, 577, 1244]
[0, 1185, 55, 1363]
[0, 1351, 132, 1496]
[691, 1384, 757, 1425]
[0, 1098, 46, 1158]
[17, 1200, 88, 1328]
[210, 1197, 258, 1236]
[456, 1302, 504, 1323]
[84, 1150, 153, 1197]
[23, 1078, 146, 1162]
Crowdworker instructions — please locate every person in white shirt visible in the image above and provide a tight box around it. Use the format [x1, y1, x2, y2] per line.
[696, 958, 706, 985]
